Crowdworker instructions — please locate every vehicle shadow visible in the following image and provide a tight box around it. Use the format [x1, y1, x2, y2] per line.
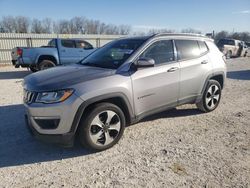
[227, 70, 250, 80]
[0, 70, 31, 80]
[0, 104, 202, 168]
[141, 107, 202, 122]
[0, 104, 92, 168]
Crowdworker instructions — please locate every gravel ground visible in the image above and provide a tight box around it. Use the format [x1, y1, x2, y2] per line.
[0, 58, 249, 188]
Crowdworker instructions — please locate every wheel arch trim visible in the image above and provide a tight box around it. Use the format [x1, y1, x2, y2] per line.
[70, 92, 134, 134]
[36, 55, 58, 65]
[196, 71, 225, 103]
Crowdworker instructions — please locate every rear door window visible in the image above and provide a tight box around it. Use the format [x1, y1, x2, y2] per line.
[61, 40, 75, 48]
[198, 41, 209, 54]
[175, 40, 200, 60]
[140, 40, 175, 65]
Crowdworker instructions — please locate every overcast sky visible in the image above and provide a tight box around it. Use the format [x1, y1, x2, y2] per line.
[0, 0, 249, 33]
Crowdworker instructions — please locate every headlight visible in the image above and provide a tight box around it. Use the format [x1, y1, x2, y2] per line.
[35, 89, 74, 104]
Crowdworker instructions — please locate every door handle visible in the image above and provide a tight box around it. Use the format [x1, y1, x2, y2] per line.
[61, 50, 66, 52]
[167, 67, 179, 72]
[201, 60, 208, 64]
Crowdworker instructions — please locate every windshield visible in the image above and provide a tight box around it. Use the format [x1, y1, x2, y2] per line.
[80, 38, 146, 69]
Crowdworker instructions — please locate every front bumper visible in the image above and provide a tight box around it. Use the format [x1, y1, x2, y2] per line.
[24, 93, 85, 147]
[25, 114, 74, 147]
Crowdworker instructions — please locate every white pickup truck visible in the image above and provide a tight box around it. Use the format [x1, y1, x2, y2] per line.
[217, 38, 248, 58]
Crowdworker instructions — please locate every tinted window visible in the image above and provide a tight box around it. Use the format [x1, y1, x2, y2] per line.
[217, 39, 235, 47]
[76, 40, 93, 49]
[140, 40, 174, 65]
[198, 41, 208, 54]
[61, 40, 75, 48]
[175, 40, 200, 60]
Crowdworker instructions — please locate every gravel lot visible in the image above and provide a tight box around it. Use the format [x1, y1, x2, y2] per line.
[0, 58, 249, 188]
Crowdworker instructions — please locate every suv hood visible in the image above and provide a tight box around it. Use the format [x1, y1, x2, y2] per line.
[24, 64, 115, 91]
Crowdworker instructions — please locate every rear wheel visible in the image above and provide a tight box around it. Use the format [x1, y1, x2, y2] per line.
[78, 103, 126, 151]
[38, 60, 56, 71]
[196, 80, 222, 112]
[29, 65, 38, 72]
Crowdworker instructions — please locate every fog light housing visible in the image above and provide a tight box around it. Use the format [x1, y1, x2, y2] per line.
[34, 118, 60, 129]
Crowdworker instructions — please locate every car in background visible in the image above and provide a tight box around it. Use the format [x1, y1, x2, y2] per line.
[217, 38, 248, 58]
[11, 38, 95, 72]
[246, 42, 250, 47]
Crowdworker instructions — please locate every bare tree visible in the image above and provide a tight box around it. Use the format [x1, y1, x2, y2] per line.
[42, 18, 53, 33]
[69, 17, 85, 34]
[0, 21, 5, 32]
[181, 28, 201, 34]
[1, 16, 17, 33]
[31, 19, 43, 33]
[84, 19, 100, 34]
[16, 16, 30, 33]
[238, 32, 250, 42]
[118, 25, 131, 35]
[148, 28, 175, 34]
[98, 23, 106, 34]
[214, 31, 229, 42]
[54, 20, 71, 34]
[5, 15, 250, 42]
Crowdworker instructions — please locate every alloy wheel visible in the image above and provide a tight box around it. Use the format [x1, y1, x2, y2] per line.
[205, 84, 220, 109]
[89, 110, 121, 146]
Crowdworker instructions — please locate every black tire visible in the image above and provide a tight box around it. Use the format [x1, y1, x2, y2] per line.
[29, 65, 38, 72]
[196, 80, 222, 113]
[78, 103, 126, 151]
[38, 60, 56, 71]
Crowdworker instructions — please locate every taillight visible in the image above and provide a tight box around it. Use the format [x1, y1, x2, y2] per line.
[17, 48, 22, 57]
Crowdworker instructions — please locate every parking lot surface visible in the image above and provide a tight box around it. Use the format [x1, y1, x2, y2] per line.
[0, 58, 249, 187]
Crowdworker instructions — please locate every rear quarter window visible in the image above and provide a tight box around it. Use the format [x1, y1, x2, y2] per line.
[198, 41, 209, 54]
[175, 40, 200, 60]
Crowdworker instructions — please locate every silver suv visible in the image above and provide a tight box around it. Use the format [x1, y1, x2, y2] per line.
[24, 33, 226, 151]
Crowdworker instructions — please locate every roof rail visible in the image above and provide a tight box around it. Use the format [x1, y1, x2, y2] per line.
[151, 32, 210, 39]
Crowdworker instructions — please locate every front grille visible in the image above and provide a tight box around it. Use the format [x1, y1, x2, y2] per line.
[23, 90, 36, 104]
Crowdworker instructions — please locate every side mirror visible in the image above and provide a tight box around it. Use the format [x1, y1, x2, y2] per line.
[137, 58, 155, 68]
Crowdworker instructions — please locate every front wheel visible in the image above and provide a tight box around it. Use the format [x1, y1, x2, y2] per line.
[78, 103, 126, 151]
[196, 80, 222, 112]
